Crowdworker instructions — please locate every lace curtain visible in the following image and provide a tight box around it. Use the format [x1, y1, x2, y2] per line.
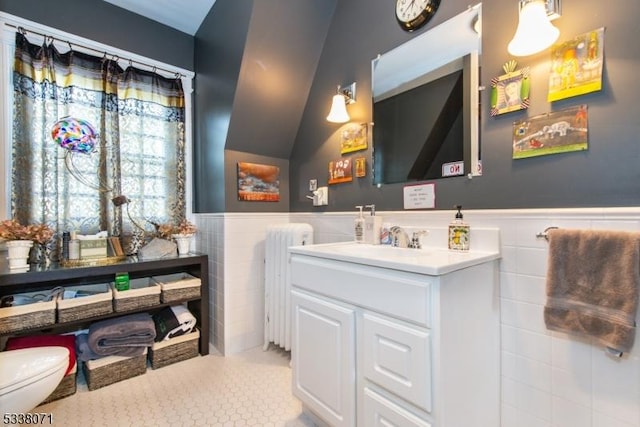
[11, 32, 186, 256]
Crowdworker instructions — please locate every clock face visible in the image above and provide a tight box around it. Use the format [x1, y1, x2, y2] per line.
[395, 0, 441, 32]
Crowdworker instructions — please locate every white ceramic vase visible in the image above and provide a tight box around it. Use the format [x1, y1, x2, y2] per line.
[6, 240, 34, 269]
[172, 234, 193, 255]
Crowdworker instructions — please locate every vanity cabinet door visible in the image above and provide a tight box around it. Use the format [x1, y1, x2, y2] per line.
[292, 290, 356, 427]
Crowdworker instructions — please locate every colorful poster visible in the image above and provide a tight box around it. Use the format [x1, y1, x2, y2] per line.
[513, 105, 588, 159]
[548, 28, 605, 102]
[328, 158, 353, 184]
[237, 162, 280, 202]
[340, 123, 368, 154]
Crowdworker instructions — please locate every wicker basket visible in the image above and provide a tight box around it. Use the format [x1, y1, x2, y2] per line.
[39, 363, 77, 405]
[111, 278, 160, 312]
[56, 283, 113, 323]
[152, 273, 201, 303]
[83, 350, 147, 391]
[0, 291, 56, 334]
[149, 329, 199, 369]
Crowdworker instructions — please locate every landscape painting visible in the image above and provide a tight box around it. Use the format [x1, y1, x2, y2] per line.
[237, 162, 280, 202]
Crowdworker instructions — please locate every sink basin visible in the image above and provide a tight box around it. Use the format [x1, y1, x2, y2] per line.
[289, 241, 500, 275]
[330, 244, 433, 259]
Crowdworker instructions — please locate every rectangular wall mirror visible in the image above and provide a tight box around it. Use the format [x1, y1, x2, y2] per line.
[371, 4, 482, 184]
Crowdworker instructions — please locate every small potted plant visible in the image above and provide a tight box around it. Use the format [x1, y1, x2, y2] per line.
[156, 219, 196, 255]
[0, 219, 54, 269]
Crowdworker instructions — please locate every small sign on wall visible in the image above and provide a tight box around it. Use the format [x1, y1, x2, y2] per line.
[403, 182, 436, 210]
[441, 161, 464, 177]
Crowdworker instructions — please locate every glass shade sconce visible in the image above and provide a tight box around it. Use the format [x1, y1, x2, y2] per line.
[326, 82, 356, 123]
[508, 0, 561, 57]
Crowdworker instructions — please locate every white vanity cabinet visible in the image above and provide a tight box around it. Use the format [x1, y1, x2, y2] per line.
[290, 241, 500, 427]
[291, 290, 356, 427]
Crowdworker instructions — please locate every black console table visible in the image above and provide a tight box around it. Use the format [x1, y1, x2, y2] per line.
[0, 254, 210, 355]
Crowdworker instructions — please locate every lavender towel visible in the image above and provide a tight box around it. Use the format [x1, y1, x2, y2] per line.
[544, 229, 640, 354]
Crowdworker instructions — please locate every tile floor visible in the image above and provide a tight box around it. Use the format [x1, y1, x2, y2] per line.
[33, 346, 319, 427]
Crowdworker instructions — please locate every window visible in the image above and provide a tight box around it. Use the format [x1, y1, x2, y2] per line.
[0, 12, 194, 254]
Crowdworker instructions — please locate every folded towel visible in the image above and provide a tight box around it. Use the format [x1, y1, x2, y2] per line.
[153, 305, 197, 342]
[6, 334, 76, 375]
[544, 228, 640, 354]
[77, 333, 146, 361]
[87, 313, 156, 357]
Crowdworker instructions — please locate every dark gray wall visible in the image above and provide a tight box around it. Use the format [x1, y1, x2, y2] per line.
[193, 0, 335, 213]
[193, 0, 254, 213]
[290, 0, 640, 211]
[0, 0, 194, 71]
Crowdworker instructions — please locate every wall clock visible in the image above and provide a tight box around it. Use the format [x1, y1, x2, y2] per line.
[395, 0, 441, 32]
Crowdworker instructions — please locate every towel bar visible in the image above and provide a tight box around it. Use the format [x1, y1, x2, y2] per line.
[536, 226, 559, 241]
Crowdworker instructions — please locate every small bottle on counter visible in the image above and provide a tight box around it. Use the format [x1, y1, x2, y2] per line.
[354, 205, 365, 243]
[364, 204, 382, 245]
[68, 231, 80, 260]
[61, 231, 70, 261]
[448, 205, 470, 251]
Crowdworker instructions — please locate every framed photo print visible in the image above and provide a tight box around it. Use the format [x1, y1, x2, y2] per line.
[490, 62, 530, 116]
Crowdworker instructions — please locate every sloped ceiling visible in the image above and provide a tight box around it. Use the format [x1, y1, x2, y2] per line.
[102, 0, 217, 35]
[224, 0, 336, 159]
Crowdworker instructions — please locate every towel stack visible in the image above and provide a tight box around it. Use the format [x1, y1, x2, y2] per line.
[77, 312, 156, 361]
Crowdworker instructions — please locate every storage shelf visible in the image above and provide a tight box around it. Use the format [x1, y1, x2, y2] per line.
[0, 254, 209, 355]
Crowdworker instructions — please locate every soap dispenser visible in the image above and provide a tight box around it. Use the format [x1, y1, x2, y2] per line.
[354, 205, 365, 243]
[364, 204, 382, 245]
[448, 205, 470, 251]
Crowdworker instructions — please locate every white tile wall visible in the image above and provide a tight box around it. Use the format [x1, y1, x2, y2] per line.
[195, 213, 290, 356]
[197, 208, 640, 426]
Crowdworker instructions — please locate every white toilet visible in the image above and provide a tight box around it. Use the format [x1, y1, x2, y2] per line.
[0, 346, 70, 413]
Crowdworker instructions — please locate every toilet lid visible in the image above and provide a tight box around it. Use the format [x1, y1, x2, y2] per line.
[0, 346, 69, 392]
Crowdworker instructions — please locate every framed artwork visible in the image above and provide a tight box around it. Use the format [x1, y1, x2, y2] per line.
[548, 27, 605, 102]
[490, 61, 530, 116]
[328, 158, 353, 184]
[512, 105, 588, 159]
[237, 162, 280, 202]
[340, 123, 369, 154]
[355, 157, 367, 178]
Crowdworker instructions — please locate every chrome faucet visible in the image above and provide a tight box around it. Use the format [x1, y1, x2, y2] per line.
[410, 230, 428, 249]
[390, 226, 428, 249]
[390, 226, 410, 248]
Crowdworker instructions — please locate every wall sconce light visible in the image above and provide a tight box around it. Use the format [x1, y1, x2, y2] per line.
[508, 0, 561, 57]
[326, 82, 356, 123]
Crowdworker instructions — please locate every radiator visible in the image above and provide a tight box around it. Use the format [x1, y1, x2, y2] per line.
[264, 223, 313, 351]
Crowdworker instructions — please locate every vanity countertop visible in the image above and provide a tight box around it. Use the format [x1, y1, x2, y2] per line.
[289, 241, 500, 276]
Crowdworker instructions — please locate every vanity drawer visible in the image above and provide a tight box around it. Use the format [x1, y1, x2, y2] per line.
[363, 387, 432, 427]
[290, 254, 432, 327]
[362, 313, 432, 413]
